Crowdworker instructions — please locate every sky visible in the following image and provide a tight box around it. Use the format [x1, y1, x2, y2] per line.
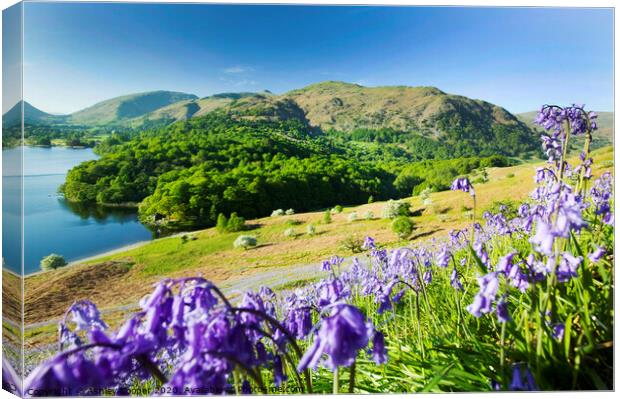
[16, 3, 614, 114]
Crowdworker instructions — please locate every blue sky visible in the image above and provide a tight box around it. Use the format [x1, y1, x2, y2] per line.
[21, 3, 613, 114]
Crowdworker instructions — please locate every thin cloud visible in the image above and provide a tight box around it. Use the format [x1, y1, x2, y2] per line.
[223, 66, 254, 74]
[234, 80, 258, 87]
[219, 76, 259, 87]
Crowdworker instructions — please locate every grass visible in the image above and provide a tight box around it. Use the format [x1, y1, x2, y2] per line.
[17, 145, 613, 393]
[22, 146, 613, 348]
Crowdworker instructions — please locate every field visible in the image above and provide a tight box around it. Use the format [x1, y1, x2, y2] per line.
[14, 138, 614, 394]
[22, 146, 613, 352]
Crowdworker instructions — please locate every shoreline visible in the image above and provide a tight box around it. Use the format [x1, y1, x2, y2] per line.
[24, 230, 198, 278]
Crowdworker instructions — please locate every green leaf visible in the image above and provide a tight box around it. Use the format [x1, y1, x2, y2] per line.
[563, 314, 573, 360]
[467, 244, 489, 275]
[421, 362, 455, 392]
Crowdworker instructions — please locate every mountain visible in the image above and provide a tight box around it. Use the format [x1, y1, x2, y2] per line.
[129, 92, 262, 127]
[283, 81, 527, 136]
[68, 90, 198, 126]
[14, 82, 539, 157]
[2, 101, 67, 127]
[517, 110, 614, 148]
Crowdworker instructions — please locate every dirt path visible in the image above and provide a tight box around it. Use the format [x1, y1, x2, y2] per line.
[24, 257, 337, 331]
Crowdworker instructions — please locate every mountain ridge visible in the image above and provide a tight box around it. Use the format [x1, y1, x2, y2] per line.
[10, 82, 612, 157]
[67, 90, 198, 126]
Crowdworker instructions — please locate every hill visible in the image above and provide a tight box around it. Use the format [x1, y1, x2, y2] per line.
[14, 82, 544, 157]
[285, 81, 527, 135]
[128, 92, 263, 127]
[138, 81, 538, 158]
[67, 90, 198, 126]
[2, 101, 66, 127]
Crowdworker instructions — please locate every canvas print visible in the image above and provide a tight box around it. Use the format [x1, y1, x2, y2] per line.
[1, 1, 615, 396]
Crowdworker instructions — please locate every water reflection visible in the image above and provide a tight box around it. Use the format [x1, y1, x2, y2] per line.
[58, 199, 146, 225]
[2, 146, 155, 274]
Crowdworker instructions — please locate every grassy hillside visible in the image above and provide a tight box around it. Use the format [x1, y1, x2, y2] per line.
[68, 90, 198, 125]
[285, 81, 526, 134]
[130, 92, 263, 127]
[23, 146, 613, 330]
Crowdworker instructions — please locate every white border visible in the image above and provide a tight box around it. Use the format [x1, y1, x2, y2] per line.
[0, 2, 616, 399]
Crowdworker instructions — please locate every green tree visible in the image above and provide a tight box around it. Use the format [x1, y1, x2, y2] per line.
[226, 212, 246, 232]
[392, 216, 414, 240]
[40, 254, 67, 271]
[382, 200, 410, 219]
[216, 213, 229, 233]
[323, 210, 332, 224]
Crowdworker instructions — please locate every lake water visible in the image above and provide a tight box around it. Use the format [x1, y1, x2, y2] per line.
[2, 146, 153, 275]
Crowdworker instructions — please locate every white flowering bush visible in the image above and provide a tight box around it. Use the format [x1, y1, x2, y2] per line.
[382, 199, 410, 219]
[233, 235, 257, 249]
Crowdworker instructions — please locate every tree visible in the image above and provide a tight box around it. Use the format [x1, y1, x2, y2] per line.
[40, 254, 67, 271]
[340, 235, 364, 253]
[382, 200, 410, 219]
[227, 212, 246, 232]
[323, 210, 332, 224]
[392, 216, 414, 240]
[216, 213, 228, 233]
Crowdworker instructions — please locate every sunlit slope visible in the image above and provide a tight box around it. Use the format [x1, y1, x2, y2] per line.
[23, 146, 613, 326]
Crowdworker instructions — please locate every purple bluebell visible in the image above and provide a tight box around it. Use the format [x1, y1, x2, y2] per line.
[273, 355, 287, 387]
[496, 296, 510, 323]
[451, 177, 475, 196]
[556, 252, 582, 282]
[436, 248, 450, 268]
[362, 236, 376, 250]
[529, 219, 554, 256]
[551, 324, 565, 341]
[508, 364, 539, 391]
[242, 380, 252, 394]
[370, 331, 388, 365]
[588, 246, 606, 263]
[297, 304, 371, 371]
[450, 268, 463, 291]
[68, 300, 108, 331]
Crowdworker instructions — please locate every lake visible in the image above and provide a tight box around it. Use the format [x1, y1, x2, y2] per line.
[2, 146, 153, 275]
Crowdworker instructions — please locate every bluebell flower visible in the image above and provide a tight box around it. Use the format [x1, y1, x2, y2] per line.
[588, 246, 606, 263]
[370, 331, 388, 365]
[298, 304, 371, 371]
[530, 219, 554, 256]
[509, 364, 539, 391]
[556, 252, 582, 282]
